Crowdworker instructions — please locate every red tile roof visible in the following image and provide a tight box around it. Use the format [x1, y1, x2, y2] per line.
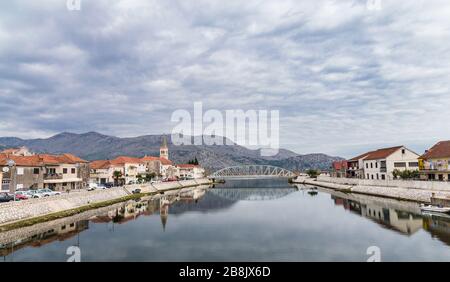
[141, 156, 160, 162]
[0, 153, 87, 167]
[159, 158, 172, 165]
[90, 160, 111, 170]
[109, 156, 143, 165]
[364, 146, 403, 160]
[420, 141, 450, 159]
[349, 152, 372, 162]
[177, 164, 199, 169]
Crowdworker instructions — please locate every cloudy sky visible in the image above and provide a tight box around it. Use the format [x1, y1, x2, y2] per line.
[1, 0, 450, 157]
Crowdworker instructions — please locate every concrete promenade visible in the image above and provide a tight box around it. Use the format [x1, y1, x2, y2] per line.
[294, 176, 450, 203]
[0, 178, 212, 227]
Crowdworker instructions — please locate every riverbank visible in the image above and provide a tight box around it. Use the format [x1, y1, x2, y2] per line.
[294, 176, 450, 203]
[0, 178, 212, 231]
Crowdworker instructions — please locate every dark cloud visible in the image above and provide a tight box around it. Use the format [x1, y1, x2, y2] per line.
[0, 0, 449, 156]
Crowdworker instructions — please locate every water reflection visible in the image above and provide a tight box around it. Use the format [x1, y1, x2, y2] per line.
[324, 187, 450, 245]
[2, 181, 450, 261]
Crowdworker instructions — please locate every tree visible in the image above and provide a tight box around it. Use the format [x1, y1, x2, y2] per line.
[393, 169, 420, 180]
[113, 170, 123, 186]
[145, 172, 156, 182]
[306, 169, 319, 178]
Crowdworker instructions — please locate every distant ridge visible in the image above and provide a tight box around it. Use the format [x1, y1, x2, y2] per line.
[0, 132, 343, 171]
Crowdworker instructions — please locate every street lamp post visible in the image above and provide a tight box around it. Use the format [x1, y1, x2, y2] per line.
[7, 160, 16, 202]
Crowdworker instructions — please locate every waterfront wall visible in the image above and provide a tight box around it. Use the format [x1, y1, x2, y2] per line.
[294, 177, 450, 203]
[317, 176, 450, 192]
[0, 179, 212, 227]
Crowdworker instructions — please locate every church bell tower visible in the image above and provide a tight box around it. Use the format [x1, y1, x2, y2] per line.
[160, 135, 169, 160]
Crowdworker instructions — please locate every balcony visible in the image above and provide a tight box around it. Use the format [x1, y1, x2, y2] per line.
[44, 173, 63, 180]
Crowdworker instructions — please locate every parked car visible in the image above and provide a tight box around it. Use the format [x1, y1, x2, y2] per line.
[105, 182, 114, 188]
[132, 188, 142, 194]
[97, 184, 107, 190]
[0, 193, 14, 203]
[33, 189, 61, 198]
[87, 183, 98, 191]
[14, 192, 30, 201]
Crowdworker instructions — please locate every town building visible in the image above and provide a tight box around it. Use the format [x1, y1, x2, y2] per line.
[419, 141, 450, 181]
[361, 146, 420, 180]
[0, 152, 89, 192]
[177, 164, 206, 179]
[89, 137, 179, 184]
[347, 152, 372, 179]
[1, 146, 34, 156]
[331, 160, 348, 178]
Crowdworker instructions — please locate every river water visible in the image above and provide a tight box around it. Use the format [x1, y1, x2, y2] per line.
[1, 179, 450, 262]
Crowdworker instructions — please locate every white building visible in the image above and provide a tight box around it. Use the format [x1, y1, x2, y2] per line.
[362, 146, 420, 180]
[177, 164, 205, 179]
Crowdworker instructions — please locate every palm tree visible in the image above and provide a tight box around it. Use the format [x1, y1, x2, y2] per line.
[113, 171, 123, 186]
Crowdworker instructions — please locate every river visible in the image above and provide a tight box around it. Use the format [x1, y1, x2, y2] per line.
[1, 179, 450, 262]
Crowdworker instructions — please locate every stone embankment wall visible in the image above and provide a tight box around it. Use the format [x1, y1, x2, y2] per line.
[0, 179, 212, 227]
[294, 176, 450, 203]
[317, 176, 450, 192]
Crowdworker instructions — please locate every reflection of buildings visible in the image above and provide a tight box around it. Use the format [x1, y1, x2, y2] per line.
[331, 196, 422, 235]
[423, 215, 450, 247]
[0, 220, 89, 257]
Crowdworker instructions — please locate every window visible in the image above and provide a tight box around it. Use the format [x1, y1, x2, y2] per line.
[376, 174, 379, 180]
[371, 163, 373, 169]
[402, 149, 406, 154]
[33, 168, 40, 174]
[375, 163, 378, 169]
[16, 167, 24, 175]
[394, 162, 406, 168]
[366, 163, 369, 169]
[71, 168, 76, 174]
[63, 182, 67, 186]
[367, 174, 369, 179]
[63, 168, 68, 174]
[382, 174, 386, 180]
[409, 162, 419, 167]
[371, 175, 374, 180]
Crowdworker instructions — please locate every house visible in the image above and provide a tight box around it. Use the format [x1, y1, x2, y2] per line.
[109, 156, 146, 184]
[177, 164, 205, 179]
[1, 146, 34, 156]
[362, 146, 420, 180]
[331, 160, 348, 178]
[419, 141, 450, 181]
[347, 152, 372, 179]
[0, 152, 89, 192]
[90, 160, 114, 185]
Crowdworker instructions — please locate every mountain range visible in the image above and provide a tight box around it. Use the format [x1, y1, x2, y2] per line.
[0, 132, 342, 172]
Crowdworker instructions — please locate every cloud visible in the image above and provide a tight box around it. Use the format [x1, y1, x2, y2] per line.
[0, 0, 450, 157]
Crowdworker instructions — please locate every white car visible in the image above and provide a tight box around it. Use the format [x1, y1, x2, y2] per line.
[97, 184, 107, 190]
[33, 189, 61, 198]
[87, 183, 98, 191]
